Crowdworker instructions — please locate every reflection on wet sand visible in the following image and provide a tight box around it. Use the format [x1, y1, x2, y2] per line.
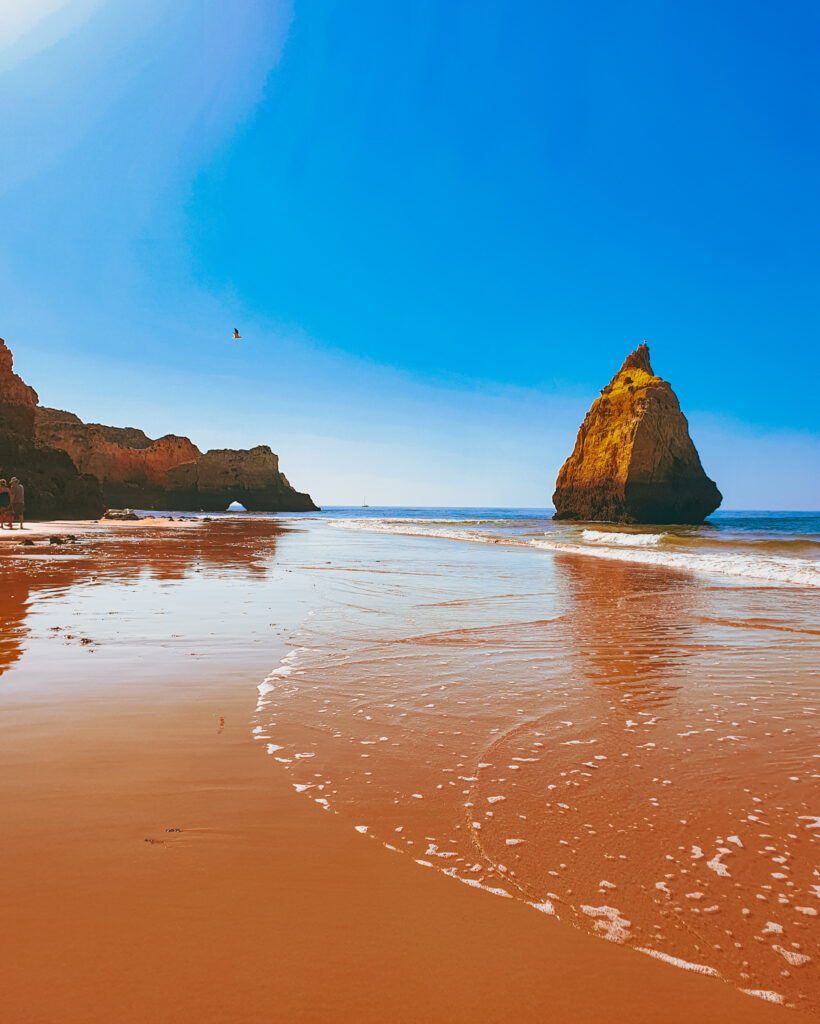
[0, 519, 286, 682]
[255, 530, 819, 1011]
[552, 553, 695, 701]
[0, 572, 32, 678]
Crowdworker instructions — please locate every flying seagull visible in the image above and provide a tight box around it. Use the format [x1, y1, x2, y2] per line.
[233, 328, 241, 339]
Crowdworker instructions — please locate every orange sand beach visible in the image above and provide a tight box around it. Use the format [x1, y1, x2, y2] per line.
[0, 517, 813, 1023]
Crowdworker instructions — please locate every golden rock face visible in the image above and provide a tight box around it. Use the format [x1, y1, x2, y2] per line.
[552, 343, 721, 524]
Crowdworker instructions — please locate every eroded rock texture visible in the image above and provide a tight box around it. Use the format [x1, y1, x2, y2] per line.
[0, 339, 104, 519]
[36, 408, 203, 509]
[552, 343, 721, 524]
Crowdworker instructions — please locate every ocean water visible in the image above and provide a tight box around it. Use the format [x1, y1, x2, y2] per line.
[251, 516, 819, 1010]
[283, 508, 820, 588]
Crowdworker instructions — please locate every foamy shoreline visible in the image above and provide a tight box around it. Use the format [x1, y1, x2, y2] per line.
[325, 517, 819, 588]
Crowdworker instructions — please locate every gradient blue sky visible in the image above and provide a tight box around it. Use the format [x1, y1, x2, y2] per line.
[1, 0, 818, 507]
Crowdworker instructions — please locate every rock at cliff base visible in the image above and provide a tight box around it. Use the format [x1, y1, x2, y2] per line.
[167, 446, 317, 513]
[552, 343, 721, 524]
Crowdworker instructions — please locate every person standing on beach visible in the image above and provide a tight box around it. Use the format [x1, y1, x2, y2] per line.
[0, 478, 11, 528]
[9, 477, 24, 529]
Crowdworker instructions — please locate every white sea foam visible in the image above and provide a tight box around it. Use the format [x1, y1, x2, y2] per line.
[531, 537, 820, 588]
[772, 945, 811, 967]
[706, 849, 732, 877]
[581, 529, 665, 547]
[580, 904, 632, 943]
[636, 947, 720, 977]
[740, 990, 785, 1005]
[454, 876, 512, 898]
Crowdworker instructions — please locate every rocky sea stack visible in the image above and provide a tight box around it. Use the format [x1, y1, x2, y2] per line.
[1, 338, 317, 517]
[553, 343, 721, 524]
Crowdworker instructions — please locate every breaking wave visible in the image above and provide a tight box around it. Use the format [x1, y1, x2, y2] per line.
[581, 529, 666, 547]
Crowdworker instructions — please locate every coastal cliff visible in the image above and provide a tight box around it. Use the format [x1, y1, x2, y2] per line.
[35, 406, 317, 513]
[1, 338, 317, 516]
[0, 340, 104, 519]
[552, 343, 721, 524]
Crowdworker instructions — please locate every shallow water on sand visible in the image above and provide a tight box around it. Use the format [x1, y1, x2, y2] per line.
[153, 509, 820, 588]
[255, 523, 819, 1011]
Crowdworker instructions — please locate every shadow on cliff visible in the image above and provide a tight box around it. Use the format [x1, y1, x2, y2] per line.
[0, 427, 104, 520]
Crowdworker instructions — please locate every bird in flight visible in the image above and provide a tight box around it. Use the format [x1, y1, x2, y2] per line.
[233, 328, 241, 340]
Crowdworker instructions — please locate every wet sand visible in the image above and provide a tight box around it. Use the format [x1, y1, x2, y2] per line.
[0, 519, 809, 1022]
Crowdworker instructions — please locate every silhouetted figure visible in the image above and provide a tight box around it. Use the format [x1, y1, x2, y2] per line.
[0, 479, 11, 529]
[9, 477, 24, 529]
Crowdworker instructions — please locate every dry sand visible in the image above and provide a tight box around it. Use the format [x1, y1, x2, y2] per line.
[0, 516, 196, 542]
[0, 520, 800, 1022]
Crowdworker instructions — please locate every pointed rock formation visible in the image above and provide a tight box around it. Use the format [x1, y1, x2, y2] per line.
[552, 343, 721, 524]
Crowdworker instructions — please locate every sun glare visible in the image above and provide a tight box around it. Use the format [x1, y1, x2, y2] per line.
[0, 0, 103, 63]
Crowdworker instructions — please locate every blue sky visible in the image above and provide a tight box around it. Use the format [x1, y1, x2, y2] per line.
[1, 0, 818, 507]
